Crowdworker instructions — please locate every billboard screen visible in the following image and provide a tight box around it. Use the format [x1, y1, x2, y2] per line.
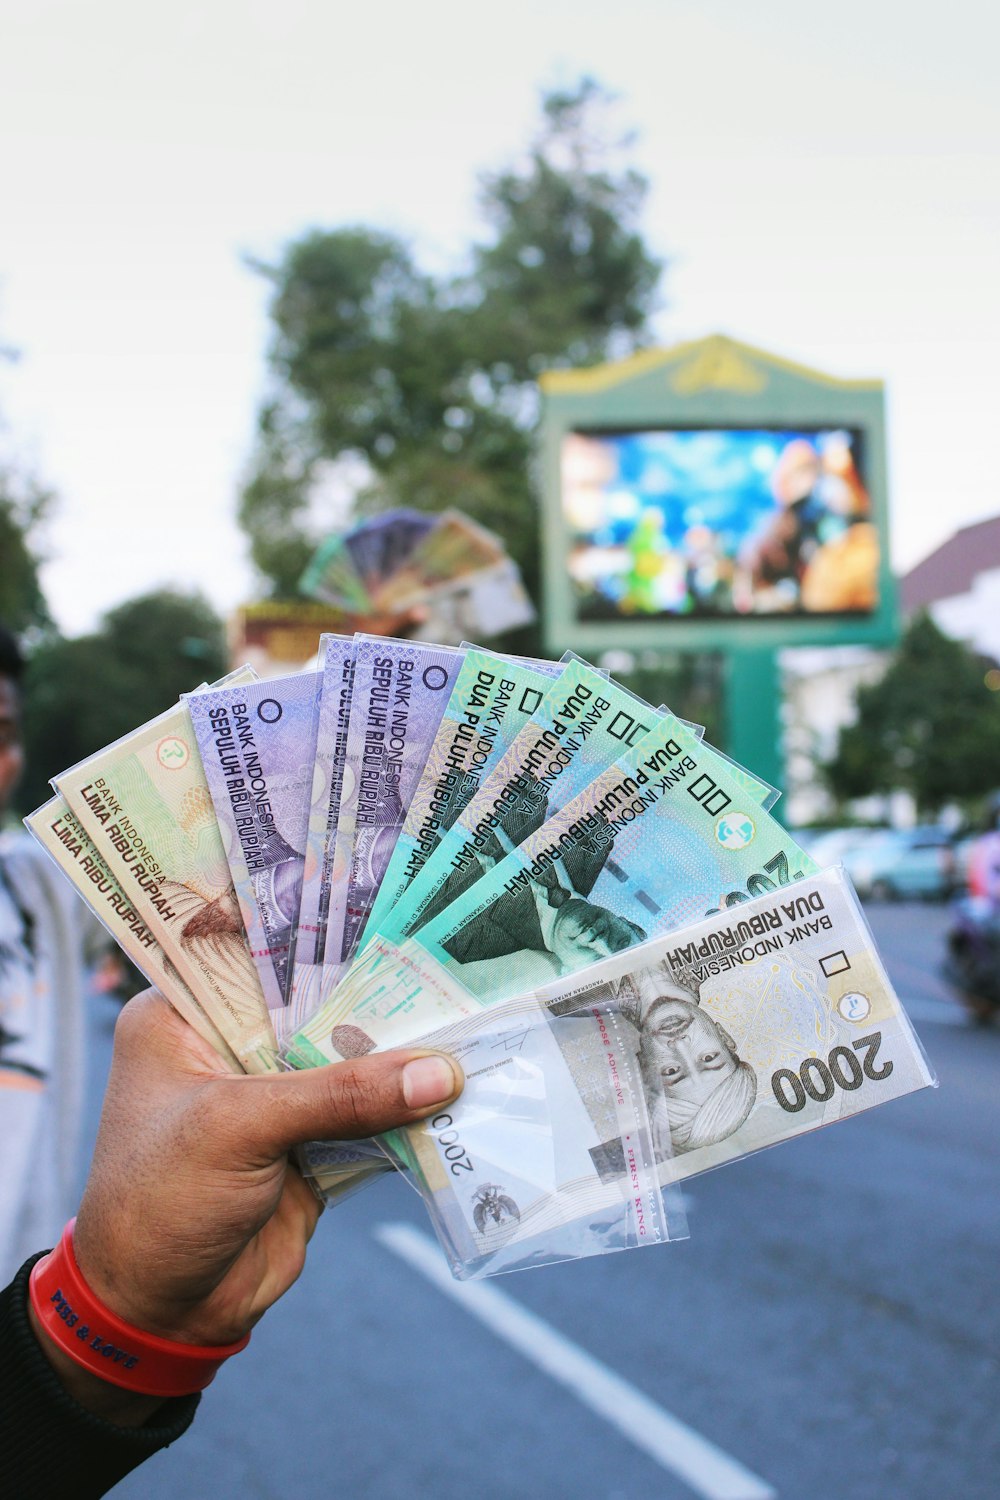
[562, 427, 879, 621]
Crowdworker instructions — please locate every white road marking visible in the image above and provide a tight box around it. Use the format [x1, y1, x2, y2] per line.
[375, 1221, 777, 1500]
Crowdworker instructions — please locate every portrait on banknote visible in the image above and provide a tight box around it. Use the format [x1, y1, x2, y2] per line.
[439, 853, 646, 993]
[549, 956, 757, 1160]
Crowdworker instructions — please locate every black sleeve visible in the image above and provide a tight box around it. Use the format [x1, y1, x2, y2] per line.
[1, 1253, 200, 1500]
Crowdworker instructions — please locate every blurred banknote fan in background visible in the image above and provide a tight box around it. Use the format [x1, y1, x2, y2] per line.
[299, 509, 536, 643]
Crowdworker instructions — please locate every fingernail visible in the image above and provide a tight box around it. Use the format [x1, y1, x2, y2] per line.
[402, 1055, 457, 1109]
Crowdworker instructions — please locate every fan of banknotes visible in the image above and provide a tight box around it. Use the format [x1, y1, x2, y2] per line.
[298, 509, 536, 642]
[27, 636, 934, 1278]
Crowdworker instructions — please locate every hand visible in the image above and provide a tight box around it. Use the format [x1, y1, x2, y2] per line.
[32, 990, 462, 1423]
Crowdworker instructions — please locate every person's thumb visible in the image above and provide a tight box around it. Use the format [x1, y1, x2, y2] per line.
[239, 1049, 464, 1155]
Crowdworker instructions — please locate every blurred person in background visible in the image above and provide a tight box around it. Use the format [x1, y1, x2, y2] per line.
[967, 797, 1000, 904]
[0, 623, 112, 1281]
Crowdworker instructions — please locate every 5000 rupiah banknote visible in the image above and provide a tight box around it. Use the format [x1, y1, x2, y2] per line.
[54, 679, 278, 1073]
[25, 795, 241, 1069]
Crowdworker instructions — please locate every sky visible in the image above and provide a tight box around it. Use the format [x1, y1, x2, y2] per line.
[0, 0, 997, 636]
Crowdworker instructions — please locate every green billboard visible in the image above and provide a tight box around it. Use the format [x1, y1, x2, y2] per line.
[539, 334, 899, 792]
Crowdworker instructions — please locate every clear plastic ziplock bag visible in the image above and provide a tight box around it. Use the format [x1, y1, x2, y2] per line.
[382, 994, 689, 1279]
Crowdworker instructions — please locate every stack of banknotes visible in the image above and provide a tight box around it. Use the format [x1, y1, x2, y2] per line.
[26, 634, 935, 1277]
[298, 508, 536, 642]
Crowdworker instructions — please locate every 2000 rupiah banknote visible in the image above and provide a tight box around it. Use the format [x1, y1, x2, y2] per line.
[393, 867, 934, 1277]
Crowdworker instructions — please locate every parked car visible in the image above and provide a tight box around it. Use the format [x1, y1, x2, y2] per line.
[797, 826, 887, 869]
[843, 826, 958, 901]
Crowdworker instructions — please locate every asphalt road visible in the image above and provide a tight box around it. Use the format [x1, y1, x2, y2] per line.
[84, 900, 1000, 1500]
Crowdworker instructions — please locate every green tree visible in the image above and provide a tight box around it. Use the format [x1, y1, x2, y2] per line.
[0, 335, 54, 633]
[0, 466, 54, 635]
[823, 613, 1000, 815]
[239, 78, 663, 620]
[16, 589, 227, 814]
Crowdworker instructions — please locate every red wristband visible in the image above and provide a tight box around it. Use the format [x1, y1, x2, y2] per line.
[29, 1220, 250, 1397]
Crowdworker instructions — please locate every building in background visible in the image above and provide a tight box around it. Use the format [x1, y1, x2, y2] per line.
[782, 644, 889, 825]
[899, 515, 1000, 661]
[782, 514, 1000, 826]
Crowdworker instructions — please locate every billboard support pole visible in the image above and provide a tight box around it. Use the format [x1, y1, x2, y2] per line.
[724, 646, 783, 803]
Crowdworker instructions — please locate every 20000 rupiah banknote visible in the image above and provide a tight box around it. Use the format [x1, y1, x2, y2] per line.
[379, 655, 776, 946]
[360, 647, 562, 944]
[187, 671, 321, 1044]
[25, 795, 241, 1070]
[374, 655, 657, 943]
[287, 712, 817, 1065]
[54, 679, 278, 1074]
[394, 867, 933, 1277]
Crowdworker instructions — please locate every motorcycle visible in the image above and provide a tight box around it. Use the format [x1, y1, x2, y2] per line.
[943, 894, 1000, 1024]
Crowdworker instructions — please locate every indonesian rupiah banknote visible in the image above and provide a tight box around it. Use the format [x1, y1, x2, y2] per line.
[385, 995, 683, 1279]
[54, 673, 279, 1074]
[31, 710, 390, 1194]
[370, 510, 506, 610]
[374, 654, 659, 942]
[392, 867, 935, 1277]
[360, 647, 562, 943]
[290, 635, 356, 1019]
[534, 864, 936, 1180]
[25, 795, 241, 1070]
[377, 655, 776, 945]
[287, 711, 818, 1064]
[187, 670, 321, 1043]
[326, 635, 463, 976]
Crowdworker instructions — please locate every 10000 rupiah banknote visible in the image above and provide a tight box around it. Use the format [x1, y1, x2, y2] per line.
[54, 678, 279, 1074]
[327, 635, 463, 974]
[393, 867, 934, 1277]
[291, 635, 355, 1018]
[288, 712, 817, 1065]
[360, 647, 563, 943]
[25, 795, 241, 1070]
[187, 671, 321, 1043]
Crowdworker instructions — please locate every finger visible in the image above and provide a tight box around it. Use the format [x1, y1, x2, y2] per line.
[236, 1049, 464, 1156]
[112, 988, 234, 1077]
